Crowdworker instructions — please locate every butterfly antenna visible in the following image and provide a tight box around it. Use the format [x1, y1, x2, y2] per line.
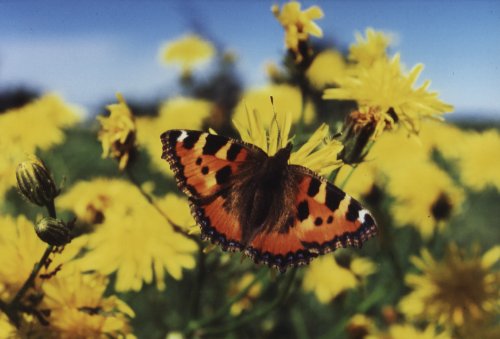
[270, 96, 282, 147]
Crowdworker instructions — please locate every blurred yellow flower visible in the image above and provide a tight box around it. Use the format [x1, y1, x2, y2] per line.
[228, 273, 263, 316]
[302, 255, 376, 303]
[233, 102, 343, 176]
[42, 270, 135, 338]
[306, 49, 346, 89]
[272, 1, 324, 61]
[157, 193, 199, 235]
[387, 162, 464, 238]
[366, 324, 451, 339]
[453, 129, 500, 191]
[335, 163, 377, 199]
[0, 215, 87, 300]
[349, 28, 391, 66]
[419, 121, 500, 192]
[324, 54, 453, 136]
[59, 178, 197, 291]
[233, 84, 315, 128]
[0, 313, 18, 338]
[0, 93, 79, 200]
[136, 97, 212, 174]
[346, 314, 377, 339]
[97, 93, 136, 171]
[159, 34, 215, 74]
[399, 244, 500, 330]
[369, 128, 464, 238]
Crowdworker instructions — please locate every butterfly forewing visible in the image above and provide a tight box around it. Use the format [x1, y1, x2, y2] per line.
[161, 129, 262, 251]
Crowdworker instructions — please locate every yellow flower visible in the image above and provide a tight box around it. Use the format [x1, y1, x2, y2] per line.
[59, 178, 197, 291]
[0, 215, 87, 300]
[159, 34, 215, 74]
[388, 162, 464, 238]
[302, 255, 376, 303]
[0, 313, 18, 338]
[233, 84, 315, 128]
[419, 121, 500, 192]
[306, 49, 346, 89]
[228, 273, 263, 316]
[42, 270, 135, 338]
[97, 93, 136, 171]
[323, 54, 453, 136]
[136, 97, 212, 174]
[368, 128, 464, 238]
[157, 193, 199, 235]
[0, 94, 79, 200]
[399, 244, 500, 330]
[366, 324, 451, 339]
[335, 163, 377, 199]
[272, 1, 324, 61]
[453, 129, 500, 191]
[346, 314, 377, 339]
[349, 28, 391, 66]
[233, 103, 343, 176]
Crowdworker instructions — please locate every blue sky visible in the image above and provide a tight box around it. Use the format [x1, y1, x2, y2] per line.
[0, 0, 499, 119]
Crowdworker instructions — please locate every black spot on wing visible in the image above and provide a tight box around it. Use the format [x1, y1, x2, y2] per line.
[195, 157, 202, 165]
[325, 186, 345, 212]
[362, 213, 375, 228]
[183, 132, 200, 149]
[314, 217, 323, 226]
[346, 200, 361, 222]
[166, 130, 181, 147]
[215, 165, 232, 185]
[297, 200, 309, 221]
[327, 215, 333, 224]
[203, 134, 228, 155]
[226, 143, 242, 161]
[201, 166, 209, 175]
[307, 178, 321, 197]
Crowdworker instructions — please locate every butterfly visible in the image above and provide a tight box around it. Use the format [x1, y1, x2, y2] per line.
[161, 129, 377, 272]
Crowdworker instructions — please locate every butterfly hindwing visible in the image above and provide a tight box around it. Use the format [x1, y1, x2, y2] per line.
[247, 165, 377, 271]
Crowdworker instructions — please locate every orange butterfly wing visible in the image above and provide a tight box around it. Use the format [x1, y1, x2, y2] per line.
[161, 129, 263, 251]
[247, 165, 377, 271]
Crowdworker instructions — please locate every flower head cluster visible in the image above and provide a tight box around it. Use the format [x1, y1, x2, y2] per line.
[0, 215, 86, 300]
[399, 244, 500, 330]
[41, 270, 135, 338]
[233, 99, 343, 176]
[0, 94, 79, 199]
[324, 54, 453, 137]
[97, 93, 136, 171]
[58, 178, 197, 291]
[272, 1, 324, 62]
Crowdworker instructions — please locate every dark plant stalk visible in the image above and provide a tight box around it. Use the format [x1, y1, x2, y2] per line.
[198, 267, 298, 336]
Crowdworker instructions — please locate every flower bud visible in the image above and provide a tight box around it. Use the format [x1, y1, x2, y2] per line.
[35, 217, 71, 246]
[16, 157, 58, 206]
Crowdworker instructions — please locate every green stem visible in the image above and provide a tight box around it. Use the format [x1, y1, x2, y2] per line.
[189, 241, 206, 319]
[199, 268, 298, 336]
[7, 200, 57, 325]
[338, 165, 357, 190]
[185, 268, 268, 334]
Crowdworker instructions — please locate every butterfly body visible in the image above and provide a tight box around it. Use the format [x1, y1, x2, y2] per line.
[161, 129, 377, 272]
